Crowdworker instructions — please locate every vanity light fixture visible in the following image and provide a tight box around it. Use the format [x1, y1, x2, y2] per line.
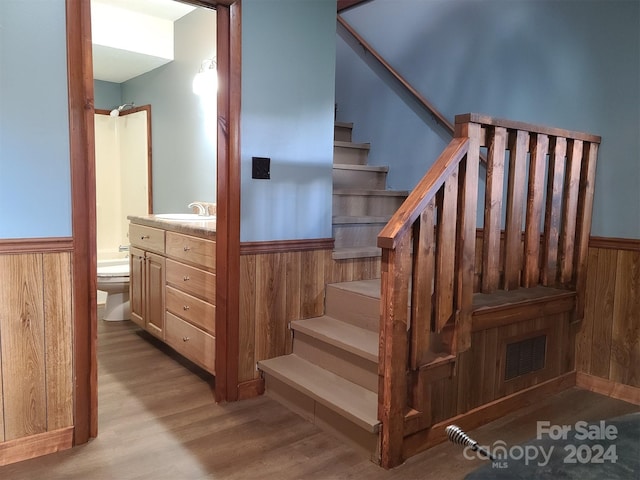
[192, 58, 217, 96]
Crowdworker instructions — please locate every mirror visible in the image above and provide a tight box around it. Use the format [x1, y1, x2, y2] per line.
[91, 0, 217, 215]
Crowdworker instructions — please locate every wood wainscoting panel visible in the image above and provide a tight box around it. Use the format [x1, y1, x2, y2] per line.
[589, 248, 617, 377]
[577, 244, 640, 390]
[255, 252, 288, 363]
[0, 345, 2, 443]
[238, 241, 382, 387]
[610, 249, 640, 387]
[0, 251, 74, 452]
[0, 254, 47, 441]
[43, 253, 74, 431]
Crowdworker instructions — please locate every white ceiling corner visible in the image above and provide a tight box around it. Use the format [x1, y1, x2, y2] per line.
[91, 0, 196, 83]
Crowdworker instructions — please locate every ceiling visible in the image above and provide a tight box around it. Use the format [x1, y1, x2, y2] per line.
[93, 0, 366, 83]
[92, 0, 196, 83]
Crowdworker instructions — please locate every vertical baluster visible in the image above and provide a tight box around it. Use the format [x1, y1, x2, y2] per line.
[410, 202, 435, 369]
[504, 130, 529, 290]
[523, 133, 549, 287]
[559, 139, 584, 285]
[542, 137, 567, 286]
[435, 167, 459, 333]
[482, 126, 507, 292]
[379, 234, 411, 469]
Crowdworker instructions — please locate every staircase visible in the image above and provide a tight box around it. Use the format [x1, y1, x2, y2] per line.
[258, 121, 402, 460]
[258, 279, 383, 460]
[258, 114, 601, 469]
[332, 122, 408, 260]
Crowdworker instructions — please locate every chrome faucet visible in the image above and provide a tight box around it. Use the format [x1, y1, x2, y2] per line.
[188, 202, 207, 216]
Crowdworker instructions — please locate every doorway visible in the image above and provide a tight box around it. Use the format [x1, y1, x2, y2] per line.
[66, 0, 241, 445]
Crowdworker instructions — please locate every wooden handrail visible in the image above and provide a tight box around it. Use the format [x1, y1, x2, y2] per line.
[338, 16, 454, 136]
[377, 138, 469, 249]
[456, 113, 602, 144]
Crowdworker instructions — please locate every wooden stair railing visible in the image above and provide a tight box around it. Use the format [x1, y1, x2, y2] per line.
[376, 113, 601, 468]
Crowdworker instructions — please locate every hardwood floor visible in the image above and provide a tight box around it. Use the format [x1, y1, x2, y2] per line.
[1, 319, 637, 480]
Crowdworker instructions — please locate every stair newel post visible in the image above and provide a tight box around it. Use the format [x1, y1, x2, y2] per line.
[378, 233, 411, 469]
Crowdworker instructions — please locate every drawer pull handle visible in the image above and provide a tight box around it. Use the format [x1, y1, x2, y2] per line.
[183, 305, 190, 311]
[183, 275, 190, 281]
[183, 246, 191, 252]
[182, 336, 190, 342]
[141, 235, 150, 240]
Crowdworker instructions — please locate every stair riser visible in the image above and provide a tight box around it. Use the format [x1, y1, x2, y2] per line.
[334, 146, 369, 165]
[333, 223, 385, 249]
[334, 125, 353, 142]
[333, 168, 387, 190]
[325, 285, 380, 332]
[264, 375, 380, 461]
[333, 193, 406, 217]
[293, 332, 378, 393]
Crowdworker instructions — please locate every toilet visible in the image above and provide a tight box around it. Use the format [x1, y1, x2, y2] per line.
[97, 258, 130, 321]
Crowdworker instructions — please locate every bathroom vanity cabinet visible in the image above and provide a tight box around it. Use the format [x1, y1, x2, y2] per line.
[128, 218, 216, 374]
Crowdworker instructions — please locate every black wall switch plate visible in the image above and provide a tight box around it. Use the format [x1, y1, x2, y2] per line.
[252, 157, 270, 179]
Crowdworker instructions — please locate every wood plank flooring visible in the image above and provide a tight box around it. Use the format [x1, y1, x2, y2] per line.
[1, 319, 637, 480]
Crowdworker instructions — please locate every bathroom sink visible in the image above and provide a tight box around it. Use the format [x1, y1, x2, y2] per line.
[154, 213, 216, 221]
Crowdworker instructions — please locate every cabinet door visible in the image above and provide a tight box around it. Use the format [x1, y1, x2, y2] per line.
[129, 248, 145, 329]
[145, 252, 166, 339]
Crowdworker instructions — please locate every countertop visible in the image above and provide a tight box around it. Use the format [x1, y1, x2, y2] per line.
[128, 215, 216, 239]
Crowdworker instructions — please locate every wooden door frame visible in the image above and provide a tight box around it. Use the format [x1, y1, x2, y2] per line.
[66, 0, 241, 444]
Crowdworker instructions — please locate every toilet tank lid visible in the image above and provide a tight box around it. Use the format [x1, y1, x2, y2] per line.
[97, 263, 129, 277]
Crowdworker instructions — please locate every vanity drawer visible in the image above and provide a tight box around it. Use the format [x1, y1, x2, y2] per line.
[130, 224, 165, 253]
[165, 312, 215, 373]
[165, 259, 216, 303]
[165, 285, 215, 334]
[166, 232, 215, 271]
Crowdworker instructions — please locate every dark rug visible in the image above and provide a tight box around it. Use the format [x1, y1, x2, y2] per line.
[465, 412, 640, 479]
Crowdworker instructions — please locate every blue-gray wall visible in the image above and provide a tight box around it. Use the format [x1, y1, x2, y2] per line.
[118, 8, 217, 214]
[336, 0, 640, 239]
[0, 0, 71, 238]
[94, 80, 122, 110]
[241, 0, 336, 242]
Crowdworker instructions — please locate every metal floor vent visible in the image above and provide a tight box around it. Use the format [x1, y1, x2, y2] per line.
[505, 334, 546, 380]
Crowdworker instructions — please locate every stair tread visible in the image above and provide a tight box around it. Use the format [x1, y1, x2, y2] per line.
[259, 354, 380, 433]
[333, 188, 409, 196]
[292, 316, 378, 363]
[333, 215, 391, 224]
[334, 121, 353, 129]
[332, 247, 381, 260]
[333, 164, 388, 172]
[329, 279, 382, 300]
[334, 140, 371, 149]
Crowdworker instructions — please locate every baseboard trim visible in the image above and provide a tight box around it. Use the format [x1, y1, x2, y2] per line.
[237, 378, 265, 400]
[402, 371, 577, 460]
[0, 427, 74, 466]
[576, 372, 640, 406]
